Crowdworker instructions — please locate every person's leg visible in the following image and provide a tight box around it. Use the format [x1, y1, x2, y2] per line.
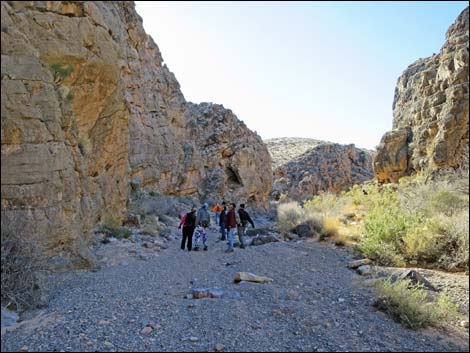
[215, 212, 220, 225]
[194, 226, 201, 250]
[220, 222, 226, 240]
[187, 227, 194, 251]
[227, 228, 235, 251]
[203, 227, 208, 250]
[238, 226, 246, 248]
[181, 228, 187, 250]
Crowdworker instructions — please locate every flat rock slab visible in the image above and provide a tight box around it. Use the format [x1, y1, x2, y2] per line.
[398, 270, 437, 291]
[251, 235, 279, 246]
[191, 288, 241, 299]
[347, 258, 371, 269]
[234, 272, 273, 283]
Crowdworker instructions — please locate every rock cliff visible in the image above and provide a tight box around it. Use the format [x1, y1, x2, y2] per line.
[374, 7, 469, 183]
[1, 1, 271, 260]
[268, 139, 374, 200]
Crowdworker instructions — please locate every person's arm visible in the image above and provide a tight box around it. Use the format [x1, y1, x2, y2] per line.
[195, 210, 201, 226]
[179, 213, 187, 229]
[248, 213, 255, 228]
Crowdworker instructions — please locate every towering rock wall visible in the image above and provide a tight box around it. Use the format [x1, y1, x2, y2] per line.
[1, 1, 271, 259]
[374, 7, 469, 183]
[269, 141, 374, 200]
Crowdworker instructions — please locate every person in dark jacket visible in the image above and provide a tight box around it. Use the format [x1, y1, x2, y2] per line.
[237, 204, 255, 249]
[225, 203, 239, 253]
[179, 207, 197, 251]
[219, 202, 227, 241]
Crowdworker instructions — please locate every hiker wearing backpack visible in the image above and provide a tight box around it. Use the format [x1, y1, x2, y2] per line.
[237, 203, 255, 249]
[179, 207, 197, 251]
[194, 203, 210, 251]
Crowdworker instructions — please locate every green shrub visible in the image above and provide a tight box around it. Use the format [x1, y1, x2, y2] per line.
[50, 63, 74, 79]
[66, 90, 74, 102]
[428, 189, 466, 216]
[103, 217, 121, 231]
[375, 278, 459, 329]
[114, 227, 132, 239]
[402, 220, 444, 263]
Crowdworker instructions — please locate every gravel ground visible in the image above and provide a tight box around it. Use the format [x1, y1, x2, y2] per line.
[1, 228, 468, 352]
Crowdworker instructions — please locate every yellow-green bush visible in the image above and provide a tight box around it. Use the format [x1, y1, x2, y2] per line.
[277, 202, 306, 233]
[375, 278, 459, 329]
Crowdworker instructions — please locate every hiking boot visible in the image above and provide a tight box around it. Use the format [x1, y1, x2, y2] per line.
[240, 245, 245, 249]
[194, 247, 200, 251]
[203, 246, 208, 251]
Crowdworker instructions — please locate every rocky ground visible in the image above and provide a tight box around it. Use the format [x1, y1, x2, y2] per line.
[1, 221, 469, 352]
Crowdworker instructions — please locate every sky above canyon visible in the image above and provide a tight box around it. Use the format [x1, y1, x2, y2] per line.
[135, 1, 467, 149]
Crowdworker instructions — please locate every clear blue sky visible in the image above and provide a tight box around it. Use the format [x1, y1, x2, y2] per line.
[135, 1, 467, 149]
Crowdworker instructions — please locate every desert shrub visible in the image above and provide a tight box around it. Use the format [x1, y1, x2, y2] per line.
[78, 136, 92, 155]
[1, 212, 43, 311]
[320, 216, 340, 240]
[277, 202, 306, 233]
[50, 63, 74, 79]
[402, 220, 444, 263]
[66, 90, 74, 102]
[428, 189, 466, 216]
[103, 217, 121, 231]
[304, 192, 340, 216]
[434, 211, 469, 270]
[375, 278, 459, 329]
[360, 197, 419, 266]
[114, 227, 132, 239]
[99, 217, 131, 239]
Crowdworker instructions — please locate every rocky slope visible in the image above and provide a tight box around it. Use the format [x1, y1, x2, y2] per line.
[1, 1, 271, 261]
[265, 137, 325, 170]
[374, 7, 469, 183]
[268, 139, 374, 200]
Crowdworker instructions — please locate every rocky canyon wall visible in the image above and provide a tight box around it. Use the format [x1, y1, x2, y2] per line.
[374, 7, 469, 183]
[1, 1, 271, 260]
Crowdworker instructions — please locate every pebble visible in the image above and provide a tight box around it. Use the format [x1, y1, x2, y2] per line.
[214, 343, 225, 351]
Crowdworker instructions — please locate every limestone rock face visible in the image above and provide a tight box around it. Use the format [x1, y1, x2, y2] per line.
[270, 141, 374, 200]
[1, 1, 271, 259]
[374, 7, 469, 182]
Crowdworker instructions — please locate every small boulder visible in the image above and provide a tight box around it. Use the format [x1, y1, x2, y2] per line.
[251, 235, 279, 246]
[141, 326, 153, 334]
[234, 272, 273, 284]
[357, 265, 372, 277]
[347, 258, 371, 269]
[214, 343, 225, 352]
[398, 270, 436, 291]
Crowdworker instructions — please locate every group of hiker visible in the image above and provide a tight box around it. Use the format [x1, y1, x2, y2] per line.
[178, 201, 255, 253]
